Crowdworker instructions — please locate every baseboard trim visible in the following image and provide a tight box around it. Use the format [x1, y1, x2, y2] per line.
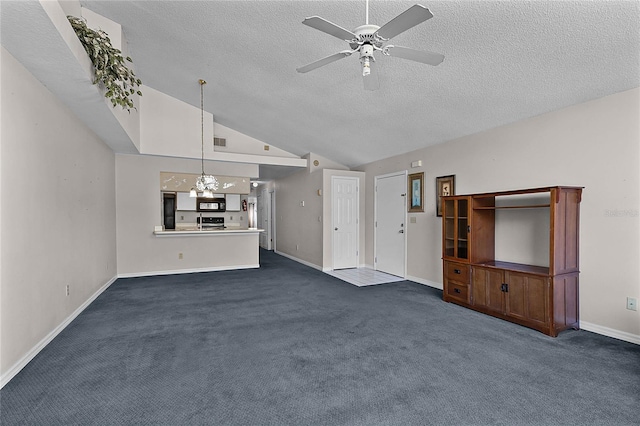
[580, 321, 640, 345]
[117, 264, 259, 278]
[274, 250, 323, 271]
[406, 275, 443, 290]
[0, 275, 118, 389]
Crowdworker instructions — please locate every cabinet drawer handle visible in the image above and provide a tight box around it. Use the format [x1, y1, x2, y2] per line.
[454, 288, 461, 294]
[454, 269, 461, 274]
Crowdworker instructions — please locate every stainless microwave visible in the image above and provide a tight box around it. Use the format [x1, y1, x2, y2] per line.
[196, 197, 226, 212]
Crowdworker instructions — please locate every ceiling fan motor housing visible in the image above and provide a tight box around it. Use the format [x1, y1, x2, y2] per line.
[350, 24, 383, 50]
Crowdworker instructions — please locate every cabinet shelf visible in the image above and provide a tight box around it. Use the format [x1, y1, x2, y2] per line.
[474, 204, 550, 210]
[474, 260, 549, 276]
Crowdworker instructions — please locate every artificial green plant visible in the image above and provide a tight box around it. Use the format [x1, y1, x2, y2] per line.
[68, 15, 142, 112]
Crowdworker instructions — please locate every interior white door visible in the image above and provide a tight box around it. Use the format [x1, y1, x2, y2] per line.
[257, 189, 272, 250]
[332, 176, 358, 269]
[375, 172, 406, 277]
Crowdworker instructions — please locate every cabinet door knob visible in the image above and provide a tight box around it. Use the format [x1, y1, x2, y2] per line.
[454, 288, 461, 294]
[334, 227, 338, 231]
[454, 269, 461, 274]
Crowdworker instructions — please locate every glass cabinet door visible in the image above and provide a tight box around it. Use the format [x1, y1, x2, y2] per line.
[457, 198, 468, 259]
[443, 197, 470, 261]
[444, 199, 455, 257]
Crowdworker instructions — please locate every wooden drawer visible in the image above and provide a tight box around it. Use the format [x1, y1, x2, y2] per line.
[445, 261, 470, 284]
[445, 281, 469, 303]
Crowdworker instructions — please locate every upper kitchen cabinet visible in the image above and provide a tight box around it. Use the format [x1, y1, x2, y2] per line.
[176, 192, 196, 211]
[226, 194, 241, 211]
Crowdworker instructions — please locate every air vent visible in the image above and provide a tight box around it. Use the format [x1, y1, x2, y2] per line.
[213, 137, 226, 147]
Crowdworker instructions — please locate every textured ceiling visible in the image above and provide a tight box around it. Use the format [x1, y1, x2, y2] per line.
[19, 1, 640, 168]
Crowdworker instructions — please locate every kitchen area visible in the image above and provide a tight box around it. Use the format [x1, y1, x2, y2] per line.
[155, 171, 259, 234]
[159, 190, 257, 233]
[115, 155, 267, 278]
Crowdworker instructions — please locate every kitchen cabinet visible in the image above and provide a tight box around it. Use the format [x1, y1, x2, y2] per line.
[176, 192, 196, 211]
[441, 186, 582, 337]
[226, 194, 241, 211]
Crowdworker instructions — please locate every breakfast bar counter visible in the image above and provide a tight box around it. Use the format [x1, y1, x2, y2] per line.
[113, 227, 266, 277]
[154, 228, 263, 236]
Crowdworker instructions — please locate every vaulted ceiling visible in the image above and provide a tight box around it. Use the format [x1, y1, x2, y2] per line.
[6, 1, 640, 169]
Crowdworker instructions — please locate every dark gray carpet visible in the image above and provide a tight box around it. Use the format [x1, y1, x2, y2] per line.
[2, 250, 639, 425]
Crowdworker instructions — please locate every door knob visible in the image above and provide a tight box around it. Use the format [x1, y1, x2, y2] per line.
[399, 230, 404, 233]
[335, 227, 338, 231]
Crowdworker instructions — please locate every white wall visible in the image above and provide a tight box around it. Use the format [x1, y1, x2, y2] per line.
[115, 154, 258, 275]
[214, 122, 298, 158]
[140, 85, 213, 160]
[275, 168, 325, 268]
[1, 47, 118, 380]
[357, 87, 640, 339]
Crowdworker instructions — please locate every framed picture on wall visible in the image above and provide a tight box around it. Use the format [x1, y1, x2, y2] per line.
[408, 172, 424, 212]
[436, 175, 455, 217]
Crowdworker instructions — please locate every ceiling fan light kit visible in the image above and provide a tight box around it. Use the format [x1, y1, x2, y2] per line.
[297, 2, 444, 91]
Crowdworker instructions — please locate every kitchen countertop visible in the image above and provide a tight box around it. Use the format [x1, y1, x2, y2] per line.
[154, 227, 264, 237]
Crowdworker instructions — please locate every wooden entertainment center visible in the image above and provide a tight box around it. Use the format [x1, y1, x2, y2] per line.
[441, 186, 583, 337]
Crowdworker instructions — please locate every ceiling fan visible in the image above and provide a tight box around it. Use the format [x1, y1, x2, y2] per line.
[296, 1, 444, 91]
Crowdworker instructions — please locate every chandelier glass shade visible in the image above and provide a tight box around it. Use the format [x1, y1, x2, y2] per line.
[196, 174, 218, 195]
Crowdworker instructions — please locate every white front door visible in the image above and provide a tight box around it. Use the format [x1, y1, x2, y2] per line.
[332, 176, 358, 269]
[375, 172, 406, 277]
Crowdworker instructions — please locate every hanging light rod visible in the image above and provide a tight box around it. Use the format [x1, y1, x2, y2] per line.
[190, 78, 217, 198]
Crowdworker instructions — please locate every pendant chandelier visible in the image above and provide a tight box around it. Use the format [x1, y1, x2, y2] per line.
[190, 79, 217, 198]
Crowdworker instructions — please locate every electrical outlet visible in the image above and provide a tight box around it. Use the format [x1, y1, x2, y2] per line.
[627, 297, 637, 311]
[178, 253, 183, 260]
[65, 284, 70, 296]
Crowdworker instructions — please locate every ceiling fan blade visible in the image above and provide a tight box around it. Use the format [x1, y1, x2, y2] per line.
[375, 4, 433, 40]
[296, 50, 354, 73]
[385, 45, 444, 66]
[302, 16, 357, 41]
[363, 60, 379, 91]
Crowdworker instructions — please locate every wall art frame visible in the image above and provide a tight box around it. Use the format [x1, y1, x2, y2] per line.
[408, 172, 424, 212]
[436, 174, 455, 217]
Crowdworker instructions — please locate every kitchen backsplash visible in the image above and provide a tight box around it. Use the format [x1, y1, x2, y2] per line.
[175, 210, 248, 228]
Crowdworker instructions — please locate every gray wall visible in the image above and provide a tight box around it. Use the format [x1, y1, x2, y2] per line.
[357, 87, 640, 337]
[1, 47, 117, 378]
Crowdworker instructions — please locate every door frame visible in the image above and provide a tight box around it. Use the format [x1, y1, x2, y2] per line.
[270, 188, 276, 251]
[374, 171, 407, 277]
[331, 175, 360, 270]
